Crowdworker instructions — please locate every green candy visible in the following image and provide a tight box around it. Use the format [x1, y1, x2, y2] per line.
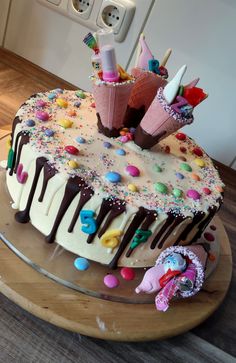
[178, 85, 184, 96]
[154, 164, 162, 172]
[154, 182, 168, 194]
[173, 188, 182, 198]
[75, 90, 86, 99]
[7, 148, 14, 169]
[180, 162, 192, 172]
[130, 229, 152, 250]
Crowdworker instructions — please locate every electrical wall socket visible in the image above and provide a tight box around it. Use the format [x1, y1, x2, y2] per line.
[97, 0, 135, 41]
[37, 0, 135, 42]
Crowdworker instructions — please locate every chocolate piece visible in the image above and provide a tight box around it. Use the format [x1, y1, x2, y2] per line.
[123, 105, 145, 128]
[38, 163, 58, 202]
[134, 124, 166, 149]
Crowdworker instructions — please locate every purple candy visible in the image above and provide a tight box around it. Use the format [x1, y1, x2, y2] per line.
[103, 141, 112, 149]
[36, 99, 47, 108]
[187, 189, 201, 200]
[129, 127, 136, 134]
[44, 129, 54, 137]
[36, 111, 49, 121]
[176, 172, 184, 180]
[120, 135, 129, 143]
[104, 274, 119, 288]
[26, 119, 35, 127]
[125, 165, 140, 177]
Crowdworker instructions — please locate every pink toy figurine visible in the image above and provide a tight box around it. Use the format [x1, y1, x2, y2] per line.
[135, 264, 165, 294]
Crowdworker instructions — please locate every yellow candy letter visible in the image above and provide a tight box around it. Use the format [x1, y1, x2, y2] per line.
[100, 230, 123, 249]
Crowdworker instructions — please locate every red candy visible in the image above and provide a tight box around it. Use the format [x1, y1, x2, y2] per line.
[175, 133, 186, 141]
[120, 267, 135, 281]
[180, 146, 187, 153]
[204, 232, 215, 242]
[64, 145, 79, 155]
[90, 102, 96, 108]
[202, 187, 211, 195]
[193, 147, 203, 157]
[210, 225, 216, 231]
[183, 87, 207, 107]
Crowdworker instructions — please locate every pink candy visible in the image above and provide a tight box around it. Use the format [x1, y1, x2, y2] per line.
[104, 274, 119, 288]
[125, 165, 140, 177]
[187, 189, 201, 200]
[36, 110, 49, 121]
[36, 99, 47, 108]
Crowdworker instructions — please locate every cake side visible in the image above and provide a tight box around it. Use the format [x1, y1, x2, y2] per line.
[6, 90, 224, 268]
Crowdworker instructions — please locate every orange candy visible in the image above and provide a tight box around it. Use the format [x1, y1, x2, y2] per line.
[215, 185, 224, 193]
[191, 173, 200, 181]
[208, 253, 216, 262]
[67, 110, 77, 117]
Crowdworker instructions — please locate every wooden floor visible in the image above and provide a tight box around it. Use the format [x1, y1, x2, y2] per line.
[0, 47, 235, 362]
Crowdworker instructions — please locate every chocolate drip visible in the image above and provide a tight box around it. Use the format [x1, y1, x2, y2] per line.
[11, 116, 22, 146]
[126, 210, 157, 257]
[190, 206, 217, 244]
[68, 185, 94, 233]
[134, 125, 166, 149]
[173, 211, 205, 246]
[98, 202, 126, 238]
[157, 215, 186, 249]
[97, 113, 121, 138]
[38, 163, 58, 202]
[9, 131, 24, 175]
[87, 199, 114, 244]
[15, 157, 47, 224]
[150, 213, 175, 249]
[14, 132, 30, 173]
[109, 207, 147, 269]
[123, 105, 145, 128]
[46, 176, 84, 243]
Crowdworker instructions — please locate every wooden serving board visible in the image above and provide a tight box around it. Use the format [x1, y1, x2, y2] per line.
[0, 130, 232, 341]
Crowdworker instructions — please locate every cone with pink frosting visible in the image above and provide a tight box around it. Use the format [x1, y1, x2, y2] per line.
[123, 35, 170, 128]
[92, 78, 135, 137]
[134, 65, 195, 149]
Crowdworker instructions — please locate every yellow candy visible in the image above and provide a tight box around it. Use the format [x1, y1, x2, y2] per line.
[58, 119, 73, 129]
[100, 229, 122, 249]
[56, 98, 68, 108]
[128, 183, 138, 192]
[117, 64, 133, 80]
[194, 158, 205, 168]
[68, 160, 79, 169]
[6, 137, 11, 151]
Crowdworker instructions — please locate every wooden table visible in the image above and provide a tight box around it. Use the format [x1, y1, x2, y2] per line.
[0, 47, 235, 362]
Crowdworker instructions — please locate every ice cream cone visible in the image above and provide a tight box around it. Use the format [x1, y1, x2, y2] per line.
[134, 87, 194, 149]
[92, 78, 135, 137]
[156, 244, 208, 298]
[123, 68, 167, 128]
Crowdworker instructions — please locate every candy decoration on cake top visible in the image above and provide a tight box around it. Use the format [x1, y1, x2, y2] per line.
[134, 64, 208, 149]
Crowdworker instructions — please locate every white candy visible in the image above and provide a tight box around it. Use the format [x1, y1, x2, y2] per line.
[163, 65, 187, 104]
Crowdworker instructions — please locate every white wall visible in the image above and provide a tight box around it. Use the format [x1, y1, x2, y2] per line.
[4, 0, 153, 91]
[0, 0, 10, 45]
[134, 0, 235, 165]
[3, 0, 236, 166]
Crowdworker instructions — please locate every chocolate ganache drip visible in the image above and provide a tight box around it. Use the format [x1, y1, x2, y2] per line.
[11, 116, 22, 147]
[38, 163, 58, 203]
[173, 211, 205, 246]
[87, 198, 126, 244]
[190, 206, 217, 244]
[109, 207, 147, 269]
[9, 131, 30, 175]
[15, 157, 47, 223]
[46, 176, 92, 243]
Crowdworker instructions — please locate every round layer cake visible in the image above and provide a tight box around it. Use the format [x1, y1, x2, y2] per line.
[6, 89, 224, 268]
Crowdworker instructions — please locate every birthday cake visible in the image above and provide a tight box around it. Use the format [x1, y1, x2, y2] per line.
[5, 32, 224, 311]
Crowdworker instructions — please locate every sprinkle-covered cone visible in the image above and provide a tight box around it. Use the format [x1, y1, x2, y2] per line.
[92, 79, 135, 137]
[156, 244, 208, 298]
[134, 87, 193, 149]
[123, 68, 167, 128]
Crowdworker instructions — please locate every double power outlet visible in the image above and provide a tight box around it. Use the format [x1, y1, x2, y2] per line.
[38, 0, 136, 42]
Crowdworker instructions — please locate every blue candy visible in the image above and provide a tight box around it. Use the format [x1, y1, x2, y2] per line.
[176, 172, 185, 180]
[48, 93, 56, 100]
[103, 141, 112, 149]
[74, 101, 81, 108]
[44, 129, 55, 137]
[76, 136, 85, 144]
[116, 149, 126, 156]
[105, 171, 121, 183]
[74, 257, 90, 271]
[26, 119, 35, 127]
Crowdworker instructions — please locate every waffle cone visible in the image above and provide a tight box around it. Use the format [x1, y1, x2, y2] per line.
[134, 88, 193, 149]
[92, 80, 135, 134]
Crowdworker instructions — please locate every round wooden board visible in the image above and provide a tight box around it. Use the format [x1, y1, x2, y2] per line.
[0, 216, 232, 341]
